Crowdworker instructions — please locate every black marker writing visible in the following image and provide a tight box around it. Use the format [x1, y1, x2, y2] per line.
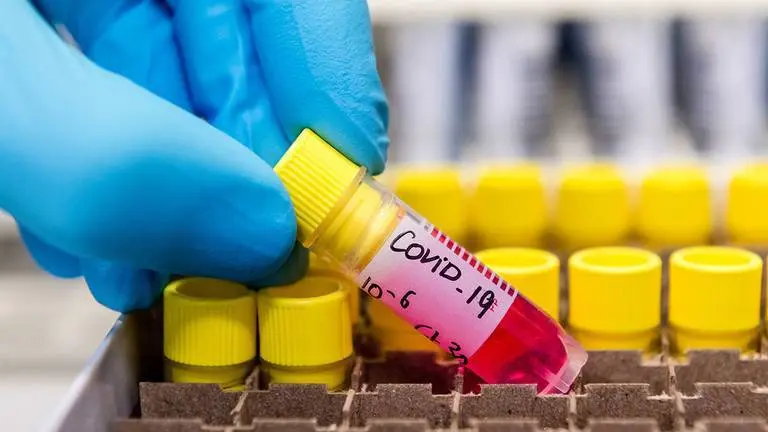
[390, 230, 462, 281]
[466, 286, 495, 319]
[415, 324, 440, 343]
[448, 341, 469, 365]
[361, 277, 418, 311]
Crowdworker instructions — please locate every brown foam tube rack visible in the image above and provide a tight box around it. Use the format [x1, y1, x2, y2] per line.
[112, 251, 768, 432]
[114, 349, 768, 432]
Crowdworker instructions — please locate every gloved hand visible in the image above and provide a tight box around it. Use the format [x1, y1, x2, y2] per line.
[0, 0, 389, 311]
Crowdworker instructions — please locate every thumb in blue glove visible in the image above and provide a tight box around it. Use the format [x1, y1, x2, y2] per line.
[2, 0, 389, 311]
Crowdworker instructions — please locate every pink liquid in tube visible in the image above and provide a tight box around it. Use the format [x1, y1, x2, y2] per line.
[356, 210, 586, 394]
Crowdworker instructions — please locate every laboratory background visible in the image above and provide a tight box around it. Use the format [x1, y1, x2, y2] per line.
[4, 1, 768, 431]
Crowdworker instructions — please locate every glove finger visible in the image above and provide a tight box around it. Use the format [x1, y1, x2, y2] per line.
[35, 0, 199, 312]
[2, 2, 296, 282]
[18, 225, 82, 278]
[81, 258, 168, 312]
[169, 0, 290, 166]
[42, 0, 196, 308]
[246, 242, 308, 289]
[35, 0, 191, 108]
[244, 0, 390, 174]
[83, 246, 309, 313]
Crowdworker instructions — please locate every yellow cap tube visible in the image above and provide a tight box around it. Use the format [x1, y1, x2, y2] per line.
[470, 164, 547, 249]
[568, 247, 662, 351]
[258, 276, 353, 391]
[308, 252, 360, 326]
[273, 130, 400, 268]
[555, 164, 630, 249]
[394, 167, 467, 244]
[474, 248, 560, 320]
[163, 278, 257, 390]
[727, 163, 768, 245]
[669, 246, 762, 354]
[638, 166, 712, 247]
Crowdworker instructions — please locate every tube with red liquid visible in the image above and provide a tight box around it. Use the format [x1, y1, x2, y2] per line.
[274, 129, 587, 394]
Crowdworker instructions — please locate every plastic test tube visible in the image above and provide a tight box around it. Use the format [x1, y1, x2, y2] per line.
[475, 248, 560, 321]
[258, 276, 353, 391]
[669, 246, 763, 354]
[470, 164, 547, 249]
[638, 166, 712, 248]
[274, 129, 587, 394]
[554, 164, 631, 250]
[163, 278, 257, 390]
[383, 166, 467, 353]
[727, 163, 768, 245]
[568, 247, 662, 352]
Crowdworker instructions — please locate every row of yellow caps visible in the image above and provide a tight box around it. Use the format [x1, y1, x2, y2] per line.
[387, 163, 768, 249]
[163, 262, 358, 391]
[371, 245, 765, 356]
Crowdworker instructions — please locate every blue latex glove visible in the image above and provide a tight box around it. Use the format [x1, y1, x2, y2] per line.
[1, 0, 389, 311]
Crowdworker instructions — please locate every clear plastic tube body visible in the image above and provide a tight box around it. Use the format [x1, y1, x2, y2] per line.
[309, 176, 587, 394]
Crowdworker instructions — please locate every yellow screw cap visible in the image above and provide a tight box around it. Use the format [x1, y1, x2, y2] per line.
[163, 278, 257, 388]
[638, 166, 712, 247]
[275, 129, 396, 264]
[394, 166, 467, 243]
[727, 163, 768, 245]
[471, 164, 547, 248]
[258, 276, 353, 390]
[274, 129, 364, 247]
[474, 248, 559, 320]
[367, 300, 443, 354]
[669, 246, 762, 353]
[308, 252, 360, 326]
[555, 164, 630, 249]
[568, 247, 662, 351]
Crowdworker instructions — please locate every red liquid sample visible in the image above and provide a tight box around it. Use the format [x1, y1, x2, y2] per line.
[465, 292, 585, 394]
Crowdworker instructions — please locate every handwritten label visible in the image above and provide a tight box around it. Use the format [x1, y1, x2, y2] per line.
[358, 214, 518, 363]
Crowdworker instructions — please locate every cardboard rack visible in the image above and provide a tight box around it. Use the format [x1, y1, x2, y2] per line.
[42, 247, 768, 432]
[47, 314, 768, 432]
